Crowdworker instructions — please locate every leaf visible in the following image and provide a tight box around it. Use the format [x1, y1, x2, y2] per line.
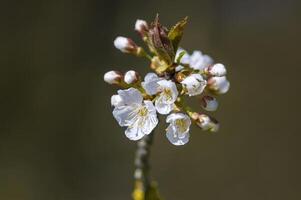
[168, 17, 188, 52]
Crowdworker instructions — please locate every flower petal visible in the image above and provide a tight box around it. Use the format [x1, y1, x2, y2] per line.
[166, 125, 190, 145]
[117, 88, 143, 105]
[142, 100, 159, 134]
[141, 73, 162, 95]
[125, 126, 145, 141]
[155, 98, 173, 115]
[112, 104, 138, 127]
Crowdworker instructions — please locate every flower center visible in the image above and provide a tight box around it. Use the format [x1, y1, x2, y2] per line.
[175, 119, 187, 133]
[162, 88, 173, 101]
[137, 106, 148, 117]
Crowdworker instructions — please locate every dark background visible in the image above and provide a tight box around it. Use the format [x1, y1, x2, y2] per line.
[1, 0, 301, 199]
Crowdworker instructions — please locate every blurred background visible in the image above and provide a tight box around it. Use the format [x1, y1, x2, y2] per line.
[1, 0, 301, 199]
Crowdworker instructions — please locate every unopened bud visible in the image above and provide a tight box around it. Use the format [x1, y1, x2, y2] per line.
[114, 36, 138, 53]
[104, 71, 123, 84]
[197, 114, 219, 132]
[111, 94, 124, 107]
[135, 19, 148, 34]
[205, 63, 227, 77]
[201, 96, 218, 111]
[124, 70, 140, 84]
[207, 76, 230, 94]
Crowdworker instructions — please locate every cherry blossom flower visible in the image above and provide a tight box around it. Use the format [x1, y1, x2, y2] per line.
[112, 88, 158, 140]
[166, 113, 191, 145]
[155, 80, 178, 114]
[181, 74, 207, 96]
[176, 49, 213, 70]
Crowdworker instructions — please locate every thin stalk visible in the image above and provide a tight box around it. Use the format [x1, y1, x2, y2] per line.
[132, 133, 154, 199]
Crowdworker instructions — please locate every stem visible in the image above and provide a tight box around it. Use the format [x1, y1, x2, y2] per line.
[133, 133, 154, 199]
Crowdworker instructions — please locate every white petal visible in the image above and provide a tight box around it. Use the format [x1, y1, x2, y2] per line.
[155, 99, 173, 115]
[111, 94, 124, 107]
[141, 73, 162, 95]
[142, 100, 159, 134]
[209, 63, 227, 76]
[190, 51, 213, 70]
[125, 126, 145, 141]
[166, 125, 190, 145]
[112, 104, 138, 127]
[117, 88, 143, 105]
[157, 80, 178, 102]
[166, 113, 186, 123]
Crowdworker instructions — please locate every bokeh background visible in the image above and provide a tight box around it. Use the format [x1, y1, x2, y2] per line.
[1, 0, 301, 199]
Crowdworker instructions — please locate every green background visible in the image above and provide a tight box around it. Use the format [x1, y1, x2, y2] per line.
[1, 0, 300, 199]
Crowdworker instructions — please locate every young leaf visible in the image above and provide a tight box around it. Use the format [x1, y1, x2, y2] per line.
[168, 17, 188, 52]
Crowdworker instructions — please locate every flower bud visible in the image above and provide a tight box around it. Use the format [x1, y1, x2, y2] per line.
[111, 94, 124, 107]
[196, 114, 219, 132]
[135, 19, 148, 34]
[207, 76, 230, 94]
[181, 74, 207, 96]
[201, 96, 218, 111]
[205, 63, 226, 77]
[114, 36, 138, 53]
[124, 70, 140, 84]
[104, 71, 123, 84]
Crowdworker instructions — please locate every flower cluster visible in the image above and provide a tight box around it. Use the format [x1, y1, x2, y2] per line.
[104, 16, 230, 145]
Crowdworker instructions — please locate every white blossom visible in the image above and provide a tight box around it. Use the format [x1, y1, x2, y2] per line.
[196, 114, 219, 132]
[124, 70, 139, 84]
[201, 96, 218, 111]
[112, 88, 158, 140]
[189, 51, 213, 70]
[181, 74, 207, 96]
[141, 73, 163, 95]
[166, 113, 191, 145]
[207, 76, 230, 94]
[155, 80, 178, 115]
[104, 71, 123, 84]
[114, 36, 137, 53]
[206, 63, 227, 77]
